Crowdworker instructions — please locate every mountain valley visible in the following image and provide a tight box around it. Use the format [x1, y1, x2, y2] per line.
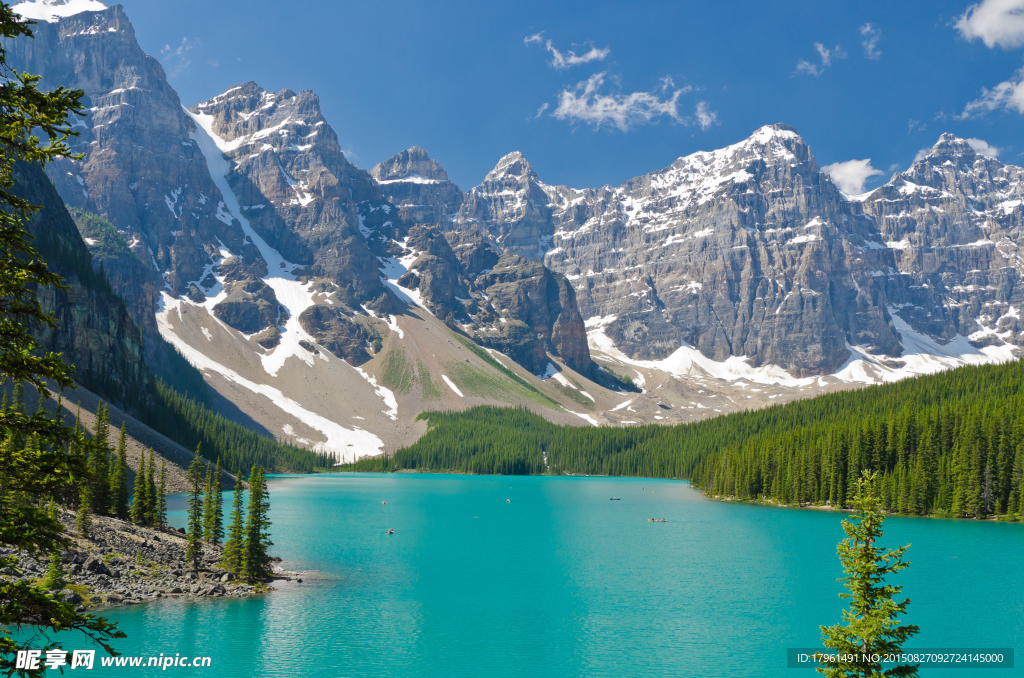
[8, 0, 1024, 462]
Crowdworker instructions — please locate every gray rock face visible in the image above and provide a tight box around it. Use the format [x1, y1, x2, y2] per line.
[455, 152, 559, 260]
[457, 126, 904, 376]
[389, 226, 592, 374]
[859, 134, 1024, 348]
[371, 146, 463, 225]
[12, 160, 147, 406]
[189, 82, 389, 308]
[450, 127, 1024, 377]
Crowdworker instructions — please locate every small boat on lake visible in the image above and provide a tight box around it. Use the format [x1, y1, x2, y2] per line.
[648, 518, 668, 523]
[610, 497, 621, 501]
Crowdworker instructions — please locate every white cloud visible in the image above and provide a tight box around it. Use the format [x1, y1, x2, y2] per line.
[525, 33, 610, 70]
[695, 101, 717, 130]
[160, 37, 198, 76]
[535, 102, 549, 118]
[551, 72, 692, 131]
[956, 0, 1024, 49]
[965, 137, 1002, 156]
[795, 43, 845, 76]
[860, 23, 882, 59]
[822, 158, 884, 195]
[795, 60, 823, 76]
[958, 66, 1024, 117]
[913, 148, 930, 163]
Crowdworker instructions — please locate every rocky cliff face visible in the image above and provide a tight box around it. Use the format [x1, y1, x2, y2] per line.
[13, 160, 147, 406]
[455, 151, 560, 260]
[859, 134, 1024, 350]
[371, 146, 463, 225]
[448, 127, 1024, 378]
[189, 82, 389, 307]
[6, 2, 249, 369]
[387, 226, 591, 374]
[455, 126, 905, 376]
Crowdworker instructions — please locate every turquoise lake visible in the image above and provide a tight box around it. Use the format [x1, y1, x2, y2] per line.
[87, 474, 1023, 676]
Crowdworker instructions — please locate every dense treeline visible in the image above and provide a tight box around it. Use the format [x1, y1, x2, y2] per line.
[347, 360, 1024, 519]
[143, 378, 334, 473]
[344, 406, 707, 478]
[693, 360, 1024, 519]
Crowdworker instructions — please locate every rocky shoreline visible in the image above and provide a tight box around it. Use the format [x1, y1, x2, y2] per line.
[3, 509, 301, 611]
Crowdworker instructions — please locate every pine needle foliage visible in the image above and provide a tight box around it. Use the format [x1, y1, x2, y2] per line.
[0, 4, 125, 670]
[817, 471, 919, 678]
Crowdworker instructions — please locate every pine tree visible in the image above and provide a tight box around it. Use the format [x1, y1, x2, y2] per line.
[74, 486, 90, 538]
[212, 458, 224, 544]
[817, 471, 919, 678]
[222, 473, 245, 576]
[143, 449, 157, 526]
[242, 466, 273, 583]
[156, 460, 167, 529]
[0, 6, 125, 663]
[40, 548, 65, 592]
[89, 403, 111, 515]
[110, 423, 129, 519]
[129, 451, 149, 525]
[203, 463, 215, 542]
[185, 447, 206, 572]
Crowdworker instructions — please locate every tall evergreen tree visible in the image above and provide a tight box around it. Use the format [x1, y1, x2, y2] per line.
[73, 485, 90, 538]
[242, 466, 273, 583]
[222, 473, 245, 576]
[817, 471, 919, 678]
[156, 459, 167, 529]
[185, 446, 206, 572]
[129, 451, 149, 525]
[88, 403, 111, 514]
[211, 457, 224, 544]
[202, 462, 215, 542]
[110, 423, 129, 519]
[143, 449, 157, 526]
[0, 6, 125, 668]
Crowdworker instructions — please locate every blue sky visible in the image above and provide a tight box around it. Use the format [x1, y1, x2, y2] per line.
[115, 0, 1024, 193]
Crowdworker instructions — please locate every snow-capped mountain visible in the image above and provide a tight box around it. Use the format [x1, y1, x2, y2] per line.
[9, 0, 1024, 458]
[428, 125, 1023, 384]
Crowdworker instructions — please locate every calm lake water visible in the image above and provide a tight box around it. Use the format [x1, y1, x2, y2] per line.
[84, 474, 1023, 677]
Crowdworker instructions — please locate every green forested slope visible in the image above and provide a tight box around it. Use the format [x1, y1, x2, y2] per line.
[349, 360, 1024, 519]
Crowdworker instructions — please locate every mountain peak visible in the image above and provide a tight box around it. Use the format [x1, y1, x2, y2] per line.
[13, 0, 108, 22]
[371, 146, 450, 183]
[918, 133, 979, 164]
[485, 151, 538, 182]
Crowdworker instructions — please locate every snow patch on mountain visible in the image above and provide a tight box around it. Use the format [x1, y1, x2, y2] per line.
[13, 0, 107, 22]
[156, 294, 383, 461]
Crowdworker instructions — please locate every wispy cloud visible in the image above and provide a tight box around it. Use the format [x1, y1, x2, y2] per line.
[860, 23, 882, 59]
[695, 101, 717, 130]
[966, 137, 1002, 156]
[551, 72, 694, 131]
[956, 0, 1024, 49]
[795, 43, 845, 76]
[160, 37, 199, 76]
[535, 102, 550, 118]
[525, 32, 610, 70]
[822, 158, 883, 195]
[958, 66, 1024, 117]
